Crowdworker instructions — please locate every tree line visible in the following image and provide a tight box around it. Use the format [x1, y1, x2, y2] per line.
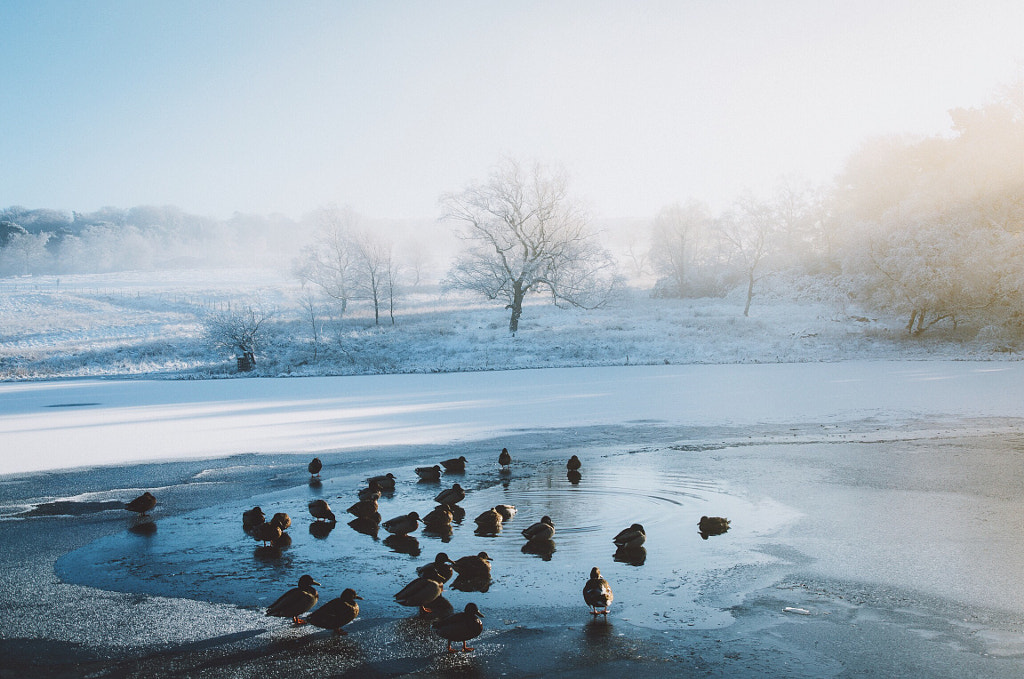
[4, 84, 1022, 341]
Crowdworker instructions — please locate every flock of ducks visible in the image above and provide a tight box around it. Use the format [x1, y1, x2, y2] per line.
[122, 447, 732, 654]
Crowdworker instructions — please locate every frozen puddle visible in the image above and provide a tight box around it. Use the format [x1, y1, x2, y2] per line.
[57, 448, 800, 630]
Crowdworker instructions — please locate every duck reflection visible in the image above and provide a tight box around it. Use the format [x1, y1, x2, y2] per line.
[567, 470, 582, 485]
[384, 534, 421, 557]
[348, 516, 380, 539]
[521, 538, 556, 560]
[128, 520, 157, 536]
[613, 545, 646, 566]
[309, 521, 335, 540]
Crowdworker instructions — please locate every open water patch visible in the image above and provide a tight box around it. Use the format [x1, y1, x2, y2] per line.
[57, 447, 799, 630]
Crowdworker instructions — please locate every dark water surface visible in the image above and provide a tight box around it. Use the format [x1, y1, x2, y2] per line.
[57, 447, 797, 629]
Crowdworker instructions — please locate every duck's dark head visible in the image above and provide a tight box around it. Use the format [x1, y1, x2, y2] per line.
[298, 574, 321, 589]
[465, 602, 484, 617]
[341, 588, 362, 601]
[590, 566, 602, 578]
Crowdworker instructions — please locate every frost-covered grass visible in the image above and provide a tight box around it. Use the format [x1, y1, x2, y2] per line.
[0, 267, 1018, 381]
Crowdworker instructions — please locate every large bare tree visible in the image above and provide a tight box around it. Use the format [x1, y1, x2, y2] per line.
[441, 159, 619, 333]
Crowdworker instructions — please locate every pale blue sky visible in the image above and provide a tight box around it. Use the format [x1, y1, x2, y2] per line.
[2, 1, 1022, 220]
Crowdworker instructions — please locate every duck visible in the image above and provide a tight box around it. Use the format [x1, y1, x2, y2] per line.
[434, 603, 484, 653]
[383, 511, 420, 536]
[306, 588, 360, 634]
[474, 508, 503, 533]
[308, 457, 323, 480]
[494, 504, 517, 521]
[440, 456, 467, 473]
[242, 506, 265, 531]
[422, 505, 454, 530]
[698, 515, 730, 539]
[452, 552, 491, 578]
[415, 465, 442, 482]
[269, 512, 291, 531]
[613, 523, 646, 550]
[358, 480, 383, 502]
[266, 574, 320, 624]
[417, 552, 455, 583]
[395, 575, 445, 613]
[347, 498, 379, 519]
[434, 483, 465, 506]
[308, 499, 336, 523]
[522, 515, 555, 542]
[498, 447, 512, 470]
[255, 522, 282, 546]
[367, 473, 396, 491]
[583, 567, 613, 615]
[125, 492, 156, 517]
[566, 455, 582, 471]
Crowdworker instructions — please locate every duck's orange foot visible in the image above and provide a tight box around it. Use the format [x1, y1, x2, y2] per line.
[446, 642, 458, 653]
[292, 617, 308, 625]
[462, 643, 475, 653]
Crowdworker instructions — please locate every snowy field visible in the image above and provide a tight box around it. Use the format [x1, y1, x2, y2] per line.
[0, 267, 1016, 382]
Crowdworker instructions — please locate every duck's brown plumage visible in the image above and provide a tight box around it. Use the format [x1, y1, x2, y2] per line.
[440, 456, 467, 473]
[306, 588, 360, 634]
[498, 448, 512, 468]
[125, 492, 156, 516]
[308, 457, 322, 478]
[266, 574, 320, 624]
[422, 505, 454, 529]
[255, 522, 282, 545]
[308, 499, 336, 523]
[434, 483, 465, 506]
[494, 504, 516, 521]
[417, 553, 454, 583]
[613, 523, 646, 549]
[347, 498, 379, 518]
[242, 506, 265, 530]
[522, 515, 555, 542]
[358, 481, 383, 502]
[566, 455, 582, 471]
[474, 508, 503, 532]
[383, 511, 420, 536]
[270, 512, 291, 531]
[452, 552, 491, 578]
[434, 603, 484, 653]
[415, 465, 442, 481]
[583, 566, 613, 615]
[395, 576, 444, 612]
[368, 473, 396, 491]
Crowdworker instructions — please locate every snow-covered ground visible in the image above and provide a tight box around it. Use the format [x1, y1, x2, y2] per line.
[0, 267, 1017, 381]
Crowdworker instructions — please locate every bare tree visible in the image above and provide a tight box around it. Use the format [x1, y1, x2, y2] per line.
[349, 230, 398, 325]
[293, 206, 359, 316]
[649, 200, 716, 297]
[441, 159, 620, 333]
[205, 304, 274, 369]
[720, 195, 775, 317]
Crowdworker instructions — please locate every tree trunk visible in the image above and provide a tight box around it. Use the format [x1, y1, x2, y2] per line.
[743, 271, 754, 317]
[508, 285, 525, 333]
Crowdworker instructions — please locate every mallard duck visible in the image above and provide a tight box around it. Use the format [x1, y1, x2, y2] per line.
[434, 603, 484, 653]
[357, 482, 383, 502]
[522, 515, 555, 542]
[613, 523, 646, 550]
[698, 515, 730, 539]
[308, 457, 322, 479]
[242, 506, 265, 531]
[308, 499, 336, 523]
[415, 465, 442, 481]
[255, 522, 282, 546]
[474, 508, 503, 533]
[383, 511, 420, 536]
[440, 456, 467, 473]
[417, 552, 454, 583]
[566, 455, 582, 471]
[452, 552, 491, 578]
[266, 574, 320, 624]
[270, 512, 291, 531]
[125, 492, 156, 517]
[434, 483, 465, 506]
[347, 498, 379, 518]
[498, 447, 512, 469]
[494, 504, 517, 521]
[583, 567, 613, 615]
[368, 473, 396, 491]
[395, 575, 445, 613]
[422, 505, 454, 529]
[306, 588, 360, 634]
